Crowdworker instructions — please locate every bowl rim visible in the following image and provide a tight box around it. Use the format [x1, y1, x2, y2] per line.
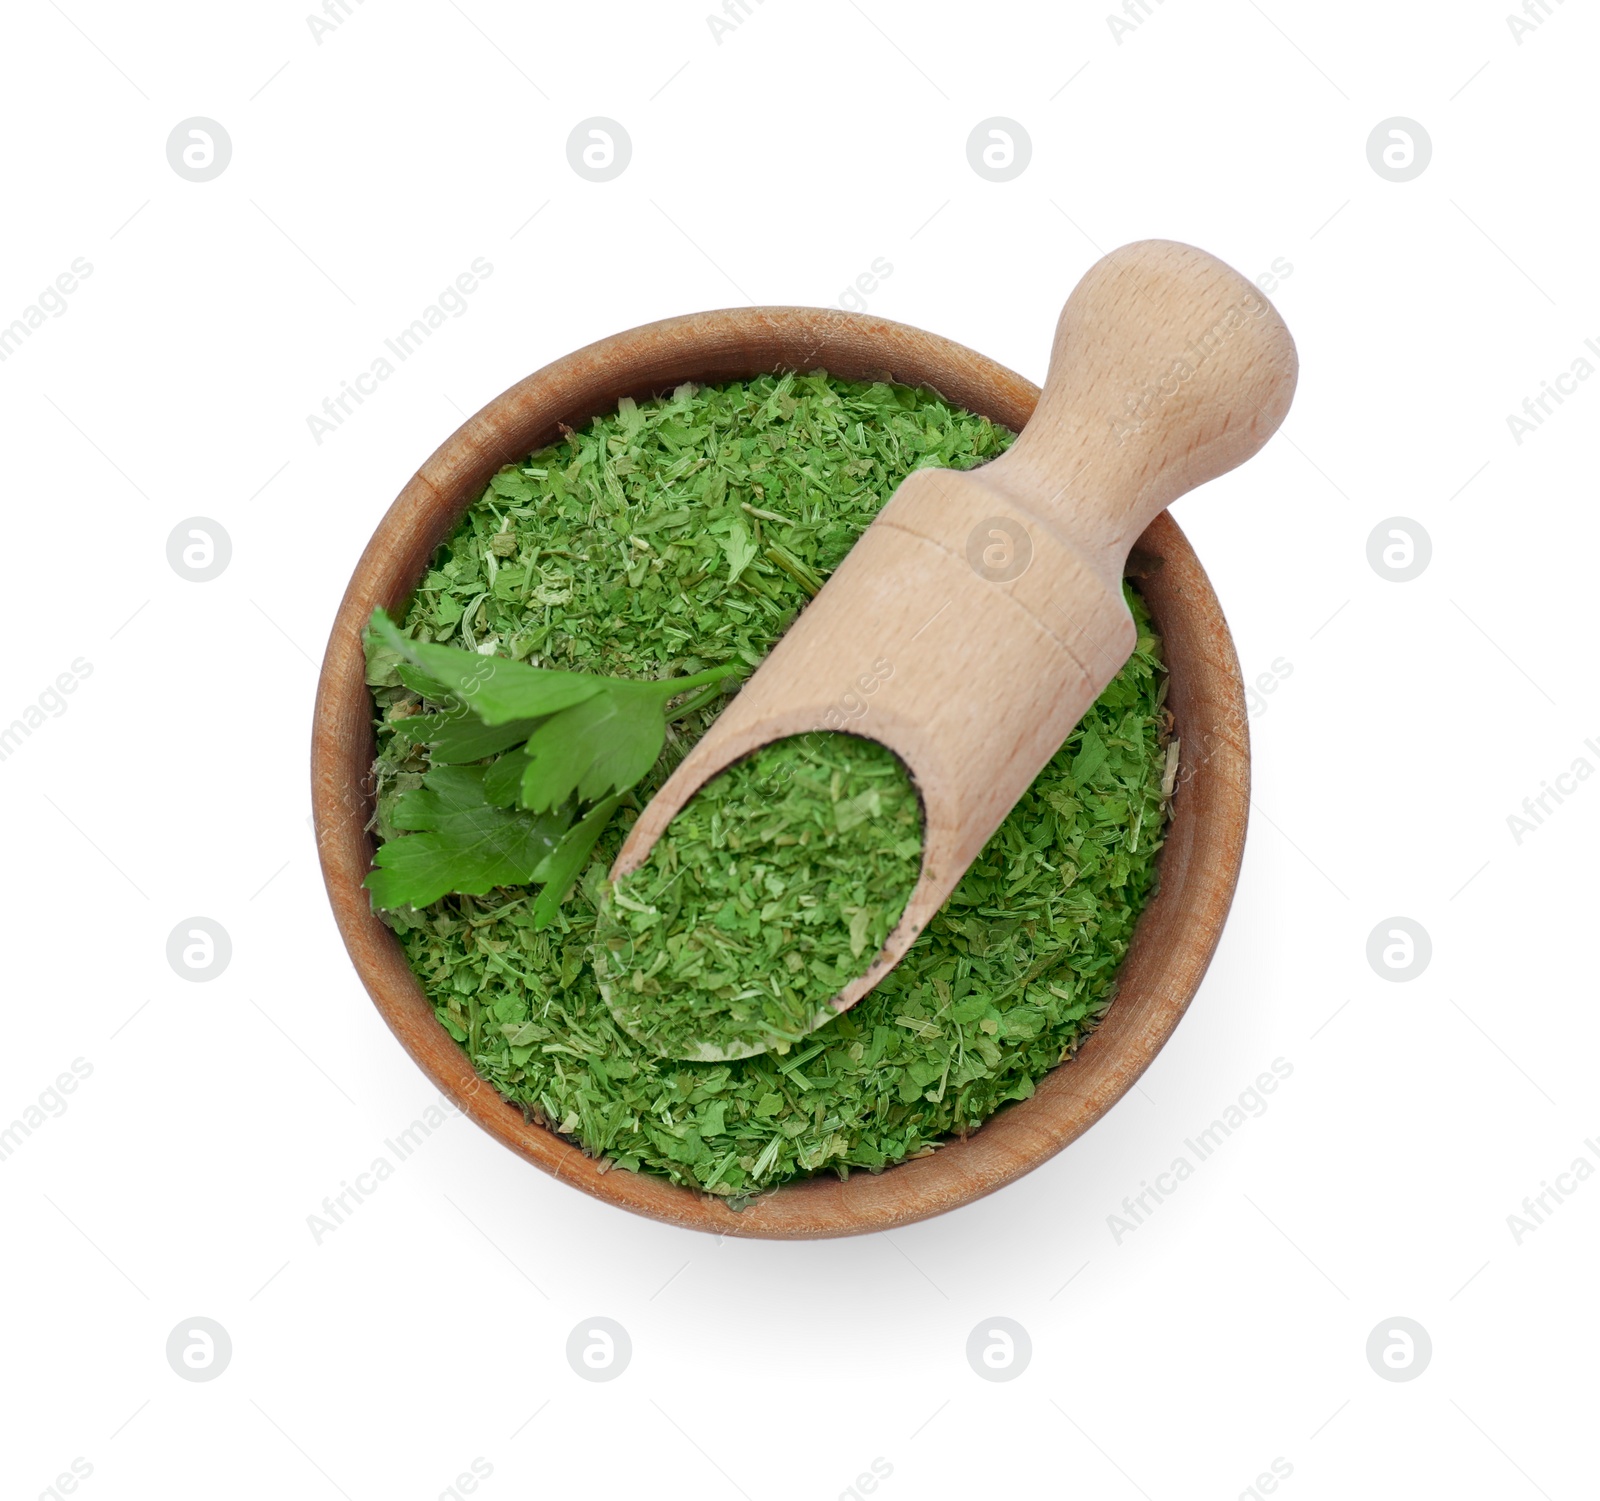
[310, 304, 1250, 1239]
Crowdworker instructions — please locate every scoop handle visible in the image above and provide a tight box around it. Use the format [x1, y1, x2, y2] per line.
[608, 241, 1297, 1059]
[989, 239, 1297, 584]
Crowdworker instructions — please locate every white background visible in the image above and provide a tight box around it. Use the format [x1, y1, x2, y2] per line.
[1, 2, 1595, 1497]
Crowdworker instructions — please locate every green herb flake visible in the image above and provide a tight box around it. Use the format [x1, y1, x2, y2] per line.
[362, 609, 744, 925]
[595, 734, 923, 1061]
[369, 373, 1170, 1199]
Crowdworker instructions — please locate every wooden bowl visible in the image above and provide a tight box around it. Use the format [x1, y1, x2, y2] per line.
[311, 307, 1249, 1239]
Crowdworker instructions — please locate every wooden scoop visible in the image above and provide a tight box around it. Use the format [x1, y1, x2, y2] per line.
[610, 240, 1297, 1056]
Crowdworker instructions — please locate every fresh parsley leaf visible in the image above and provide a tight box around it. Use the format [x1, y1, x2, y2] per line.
[517, 684, 669, 812]
[368, 608, 603, 724]
[364, 764, 570, 909]
[394, 662, 453, 703]
[363, 609, 747, 920]
[531, 793, 626, 930]
[391, 706, 547, 764]
[480, 748, 533, 807]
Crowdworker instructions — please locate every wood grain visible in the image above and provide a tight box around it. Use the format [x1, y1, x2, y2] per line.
[612, 242, 1295, 1056]
[310, 297, 1254, 1238]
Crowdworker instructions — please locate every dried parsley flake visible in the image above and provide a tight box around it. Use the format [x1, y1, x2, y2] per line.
[597, 733, 923, 1062]
[370, 373, 1171, 1199]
